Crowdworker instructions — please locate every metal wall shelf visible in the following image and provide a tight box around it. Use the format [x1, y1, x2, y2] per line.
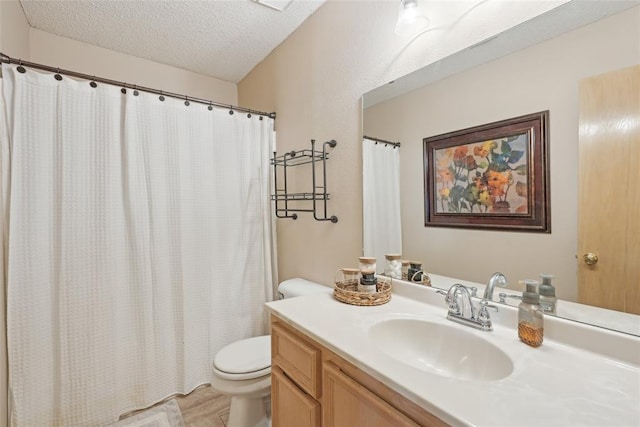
[271, 139, 338, 223]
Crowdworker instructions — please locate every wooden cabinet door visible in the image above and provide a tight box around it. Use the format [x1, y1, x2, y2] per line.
[272, 321, 322, 398]
[323, 362, 419, 427]
[272, 366, 320, 427]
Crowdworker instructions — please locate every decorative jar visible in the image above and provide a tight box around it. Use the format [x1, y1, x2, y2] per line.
[384, 254, 402, 279]
[358, 257, 377, 274]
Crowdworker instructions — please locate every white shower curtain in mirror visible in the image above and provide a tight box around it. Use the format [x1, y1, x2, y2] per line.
[0, 64, 275, 426]
[362, 138, 402, 271]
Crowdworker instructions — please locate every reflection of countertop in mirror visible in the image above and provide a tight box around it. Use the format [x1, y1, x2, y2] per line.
[266, 280, 640, 426]
[422, 273, 640, 336]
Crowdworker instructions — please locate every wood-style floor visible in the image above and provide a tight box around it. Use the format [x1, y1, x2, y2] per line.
[120, 385, 231, 427]
[176, 385, 231, 427]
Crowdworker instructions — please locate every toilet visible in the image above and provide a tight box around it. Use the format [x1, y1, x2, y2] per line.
[210, 278, 331, 427]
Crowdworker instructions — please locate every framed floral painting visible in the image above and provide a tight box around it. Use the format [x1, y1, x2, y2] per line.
[423, 111, 550, 232]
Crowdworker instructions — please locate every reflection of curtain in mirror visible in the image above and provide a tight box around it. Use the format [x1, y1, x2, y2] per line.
[362, 138, 402, 272]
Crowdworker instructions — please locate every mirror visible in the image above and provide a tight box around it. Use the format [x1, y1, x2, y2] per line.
[362, 1, 640, 335]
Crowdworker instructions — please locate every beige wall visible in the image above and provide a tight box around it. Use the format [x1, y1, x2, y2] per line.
[238, 0, 569, 286]
[364, 7, 640, 301]
[0, 0, 30, 59]
[29, 29, 237, 105]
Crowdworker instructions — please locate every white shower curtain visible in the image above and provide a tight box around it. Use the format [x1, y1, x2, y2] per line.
[0, 64, 275, 426]
[362, 138, 402, 271]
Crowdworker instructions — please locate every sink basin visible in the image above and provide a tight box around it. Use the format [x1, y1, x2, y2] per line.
[369, 318, 513, 381]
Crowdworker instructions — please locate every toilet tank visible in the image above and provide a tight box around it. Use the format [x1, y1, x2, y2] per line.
[277, 278, 331, 300]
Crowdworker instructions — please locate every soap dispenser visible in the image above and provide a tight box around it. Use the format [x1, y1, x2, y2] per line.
[518, 280, 544, 347]
[538, 274, 557, 314]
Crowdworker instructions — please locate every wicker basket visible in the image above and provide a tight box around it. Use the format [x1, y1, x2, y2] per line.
[333, 278, 392, 306]
[418, 273, 432, 286]
[406, 271, 431, 286]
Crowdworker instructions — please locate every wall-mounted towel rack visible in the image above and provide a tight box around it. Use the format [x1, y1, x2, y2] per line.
[271, 139, 338, 223]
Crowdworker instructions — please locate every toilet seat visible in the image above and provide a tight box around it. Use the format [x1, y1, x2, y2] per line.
[213, 335, 271, 381]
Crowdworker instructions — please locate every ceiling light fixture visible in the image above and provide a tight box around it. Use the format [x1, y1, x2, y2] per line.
[394, 0, 429, 36]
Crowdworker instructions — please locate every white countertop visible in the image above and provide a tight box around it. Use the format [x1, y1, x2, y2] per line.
[266, 280, 640, 427]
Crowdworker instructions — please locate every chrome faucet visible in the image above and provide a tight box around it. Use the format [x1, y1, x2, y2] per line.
[446, 284, 475, 319]
[483, 272, 507, 302]
[441, 284, 497, 331]
[498, 292, 522, 304]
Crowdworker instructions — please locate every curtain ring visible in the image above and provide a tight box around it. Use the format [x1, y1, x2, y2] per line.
[184, 96, 190, 106]
[17, 60, 26, 74]
[159, 90, 165, 102]
[133, 84, 139, 96]
[54, 67, 62, 81]
[247, 109, 252, 118]
[89, 76, 97, 88]
[228, 106, 234, 115]
[121, 82, 127, 94]
[207, 102, 213, 111]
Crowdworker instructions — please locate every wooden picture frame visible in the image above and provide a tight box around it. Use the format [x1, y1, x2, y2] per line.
[423, 111, 550, 232]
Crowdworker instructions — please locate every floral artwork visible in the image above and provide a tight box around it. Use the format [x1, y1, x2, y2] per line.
[423, 111, 550, 232]
[434, 133, 529, 215]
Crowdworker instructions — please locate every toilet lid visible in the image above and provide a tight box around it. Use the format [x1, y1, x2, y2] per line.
[214, 335, 271, 375]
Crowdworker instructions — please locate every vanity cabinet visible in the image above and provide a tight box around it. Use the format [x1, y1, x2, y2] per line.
[271, 321, 322, 427]
[323, 362, 419, 426]
[270, 315, 448, 427]
[272, 366, 321, 427]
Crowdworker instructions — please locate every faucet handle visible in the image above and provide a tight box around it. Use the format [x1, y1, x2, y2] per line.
[477, 300, 498, 324]
[498, 292, 522, 304]
[442, 287, 464, 314]
[436, 289, 458, 312]
[447, 297, 460, 314]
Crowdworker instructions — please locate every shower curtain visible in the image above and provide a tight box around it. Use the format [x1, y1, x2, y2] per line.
[0, 64, 276, 426]
[362, 138, 402, 271]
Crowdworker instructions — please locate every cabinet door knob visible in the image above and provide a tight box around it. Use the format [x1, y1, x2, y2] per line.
[583, 252, 599, 265]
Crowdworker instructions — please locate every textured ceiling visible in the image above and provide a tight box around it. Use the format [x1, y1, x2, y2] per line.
[19, 0, 325, 83]
[364, 0, 640, 107]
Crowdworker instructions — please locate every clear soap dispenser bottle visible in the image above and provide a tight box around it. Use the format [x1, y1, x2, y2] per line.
[538, 274, 557, 314]
[518, 280, 544, 347]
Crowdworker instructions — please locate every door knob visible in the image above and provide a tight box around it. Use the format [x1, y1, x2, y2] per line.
[583, 252, 598, 265]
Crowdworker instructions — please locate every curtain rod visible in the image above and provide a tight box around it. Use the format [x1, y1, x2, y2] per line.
[0, 51, 276, 120]
[363, 135, 401, 148]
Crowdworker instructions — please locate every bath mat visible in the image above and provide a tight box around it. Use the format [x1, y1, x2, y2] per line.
[113, 399, 185, 427]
